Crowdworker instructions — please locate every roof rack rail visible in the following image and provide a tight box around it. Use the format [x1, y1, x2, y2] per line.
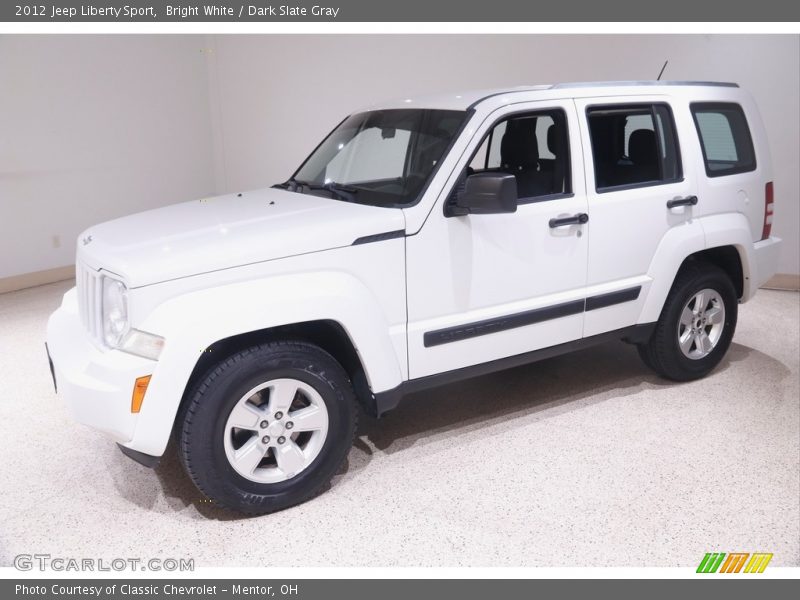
[550, 80, 739, 89]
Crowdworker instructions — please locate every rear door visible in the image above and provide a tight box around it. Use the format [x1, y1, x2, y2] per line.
[573, 95, 699, 336]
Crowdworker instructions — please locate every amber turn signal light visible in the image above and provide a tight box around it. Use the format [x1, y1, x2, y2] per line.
[131, 375, 152, 413]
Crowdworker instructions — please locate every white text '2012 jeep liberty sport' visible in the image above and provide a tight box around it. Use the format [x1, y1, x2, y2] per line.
[47, 82, 782, 514]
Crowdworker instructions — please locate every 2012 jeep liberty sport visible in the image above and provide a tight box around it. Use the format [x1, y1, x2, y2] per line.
[47, 82, 782, 514]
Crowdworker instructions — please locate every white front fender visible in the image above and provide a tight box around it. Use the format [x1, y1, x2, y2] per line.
[128, 269, 406, 456]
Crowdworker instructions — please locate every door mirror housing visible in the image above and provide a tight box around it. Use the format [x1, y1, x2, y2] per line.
[447, 172, 518, 216]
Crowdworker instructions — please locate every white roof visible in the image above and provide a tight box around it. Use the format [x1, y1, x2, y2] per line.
[363, 81, 739, 112]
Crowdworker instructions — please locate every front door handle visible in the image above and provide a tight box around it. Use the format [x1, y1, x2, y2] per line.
[549, 213, 589, 228]
[667, 195, 698, 209]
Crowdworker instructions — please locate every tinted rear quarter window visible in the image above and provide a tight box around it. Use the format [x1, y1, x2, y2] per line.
[691, 102, 756, 177]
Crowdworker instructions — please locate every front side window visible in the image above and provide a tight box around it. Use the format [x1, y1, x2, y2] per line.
[587, 103, 682, 192]
[465, 109, 572, 201]
[283, 109, 466, 207]
[691, 102, 756, 177]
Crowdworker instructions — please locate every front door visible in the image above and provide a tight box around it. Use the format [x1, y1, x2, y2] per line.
[405, 100, 590, 379]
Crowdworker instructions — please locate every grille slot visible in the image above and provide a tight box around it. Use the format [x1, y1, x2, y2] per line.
[76, 262, 102, 341]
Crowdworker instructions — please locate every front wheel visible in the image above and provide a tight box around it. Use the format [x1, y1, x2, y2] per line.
[178, 341, 357, 515]
[638, 263, 738, 381]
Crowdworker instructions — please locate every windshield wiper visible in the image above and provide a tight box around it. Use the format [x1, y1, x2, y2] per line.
[275, 178, 359, 203]
[272, 177, 303, 191]
[315, 182, 359, 203]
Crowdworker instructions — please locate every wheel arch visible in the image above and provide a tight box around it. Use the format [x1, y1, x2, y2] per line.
[641, 243, 747, 325]
[638, 213, 755, 324]
[179, 319, 373, 421]
[126, 270, 406, 457]
[681, 245, 744, 299]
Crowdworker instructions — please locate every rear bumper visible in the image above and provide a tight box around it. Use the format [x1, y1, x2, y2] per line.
[750, 236, 782, 294]
[46, 288, 155, 446]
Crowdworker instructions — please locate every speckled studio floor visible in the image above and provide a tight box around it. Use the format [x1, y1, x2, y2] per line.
[0, 280, 798, 568]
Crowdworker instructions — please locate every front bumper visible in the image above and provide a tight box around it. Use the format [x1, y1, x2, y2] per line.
[46, 288, 155, 446]
[117, 443, 161, 468]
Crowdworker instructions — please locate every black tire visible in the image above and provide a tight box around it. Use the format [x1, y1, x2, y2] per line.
[178, 341, 357, 515]
[638, 262, 738, 381]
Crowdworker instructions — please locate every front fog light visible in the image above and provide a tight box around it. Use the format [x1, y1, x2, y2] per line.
[102, 277, 129, 347]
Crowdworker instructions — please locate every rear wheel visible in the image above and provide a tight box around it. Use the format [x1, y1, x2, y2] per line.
[178, 341, 357, 515]
[638, 263, 737, 381]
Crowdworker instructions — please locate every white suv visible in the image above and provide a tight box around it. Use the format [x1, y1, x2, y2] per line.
[47, 81, 782, 514]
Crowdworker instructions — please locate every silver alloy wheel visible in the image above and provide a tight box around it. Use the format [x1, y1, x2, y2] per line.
[677, 288, 726, 360]
[223, 378, 329, 483]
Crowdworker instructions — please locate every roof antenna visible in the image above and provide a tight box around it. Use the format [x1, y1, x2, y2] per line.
[657, 60, 669, 81]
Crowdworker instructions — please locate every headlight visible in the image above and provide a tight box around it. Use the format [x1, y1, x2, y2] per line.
[101, 276, 164, 360]
[102, 276, 129, 347]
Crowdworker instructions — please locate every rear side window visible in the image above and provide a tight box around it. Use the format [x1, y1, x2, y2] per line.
[691, 102, 756, 177]
[587, 103, 682, 192]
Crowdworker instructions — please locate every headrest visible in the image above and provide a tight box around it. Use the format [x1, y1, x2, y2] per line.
[501, 119, 538, 169]
[628, 129, 658, 166]
[547, 124, 558, 156]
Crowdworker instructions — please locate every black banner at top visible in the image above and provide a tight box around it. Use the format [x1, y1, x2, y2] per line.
[3, 0, 800, 22]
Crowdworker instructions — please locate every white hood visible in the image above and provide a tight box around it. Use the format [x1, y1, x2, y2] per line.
[77, 187, 405, 287]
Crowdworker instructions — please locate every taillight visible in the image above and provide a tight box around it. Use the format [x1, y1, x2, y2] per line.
[762, 181, 774, 240]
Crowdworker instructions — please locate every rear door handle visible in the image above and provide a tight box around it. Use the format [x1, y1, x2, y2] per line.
[667, 195, 698, 209]
[549, 213, 589, 228]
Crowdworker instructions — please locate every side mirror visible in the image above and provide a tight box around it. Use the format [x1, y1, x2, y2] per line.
[446, 172, 518, 216]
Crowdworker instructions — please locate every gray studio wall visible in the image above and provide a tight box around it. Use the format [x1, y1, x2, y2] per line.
[0, 35, 216, 280]
[2, 34, 798, 283]
[208, 34, 800, 277]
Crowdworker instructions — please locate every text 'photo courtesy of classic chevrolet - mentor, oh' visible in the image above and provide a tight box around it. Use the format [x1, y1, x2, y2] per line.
[46, 82, 782, 514]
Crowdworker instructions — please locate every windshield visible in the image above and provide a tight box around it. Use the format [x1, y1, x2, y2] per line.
[282, 109, 467, 207]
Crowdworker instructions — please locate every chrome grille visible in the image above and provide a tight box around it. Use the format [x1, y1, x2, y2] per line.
[76, 262, 102, 340]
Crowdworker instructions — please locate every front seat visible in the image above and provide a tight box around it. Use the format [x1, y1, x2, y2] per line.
[500, 119, 550, 198]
